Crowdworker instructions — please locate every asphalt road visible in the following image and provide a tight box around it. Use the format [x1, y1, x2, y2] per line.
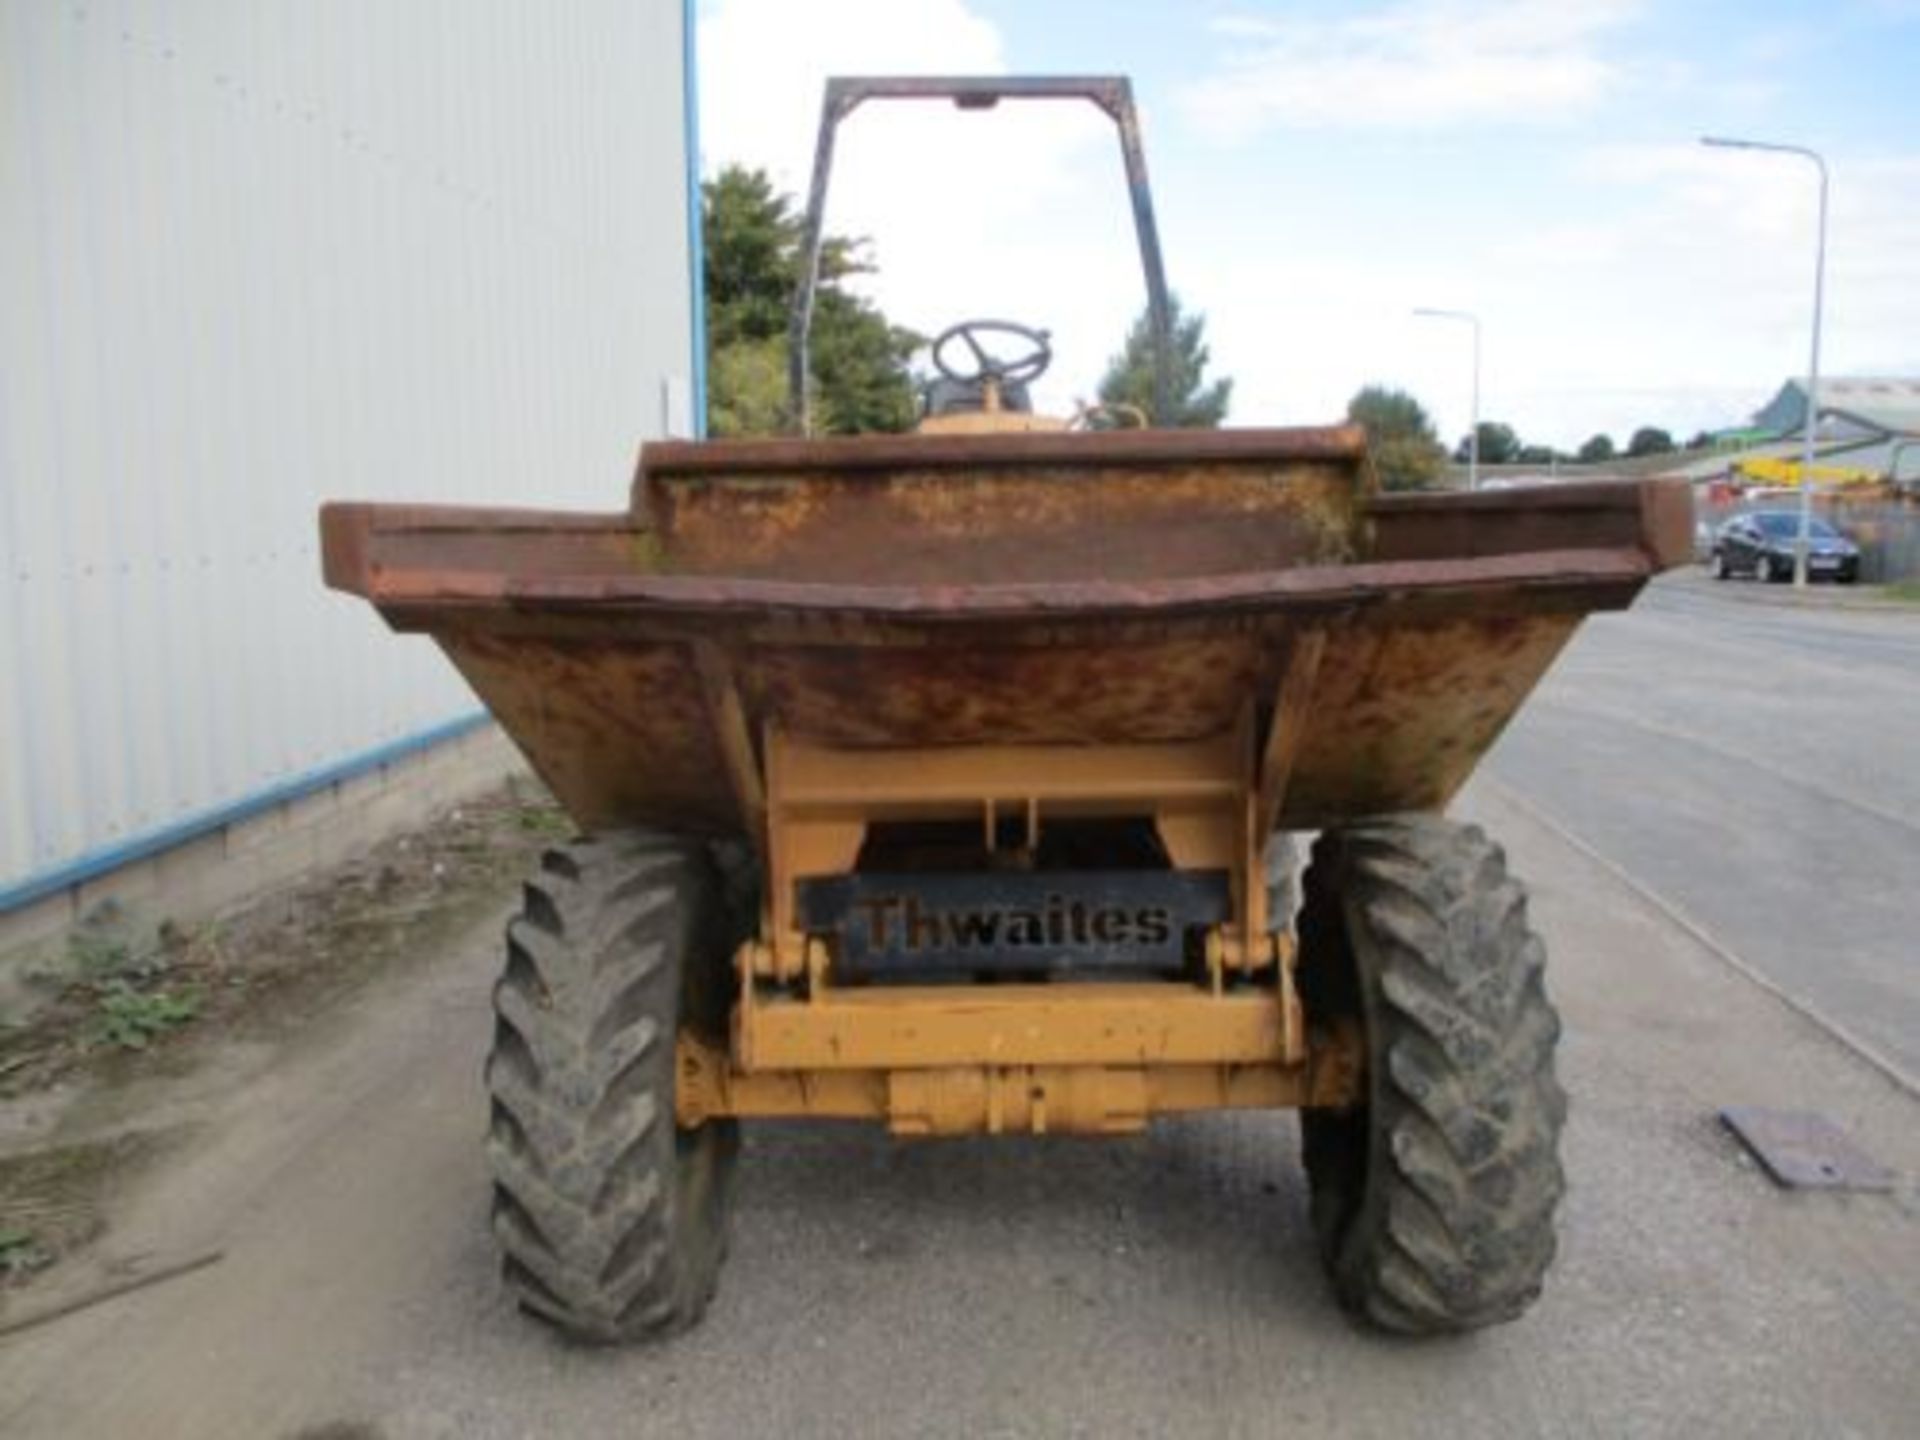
[1486, 572, 1920, 1086]
[2, 577, 1916, 1439]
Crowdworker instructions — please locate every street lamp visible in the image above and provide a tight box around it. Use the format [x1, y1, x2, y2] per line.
[1413, 307, 1481, 491]
[1701, 135, 1828, 588]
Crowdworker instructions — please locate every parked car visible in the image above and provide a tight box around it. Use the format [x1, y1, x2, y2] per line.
[1708, 510, 1860, 583]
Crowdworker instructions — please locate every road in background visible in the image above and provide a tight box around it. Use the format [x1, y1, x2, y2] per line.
[1488, 573, 1920, 1084]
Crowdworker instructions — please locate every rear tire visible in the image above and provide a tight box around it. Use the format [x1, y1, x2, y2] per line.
[1709, 551, 1728, 581]
[486, 832, 739, 1343]
[1297, 816, 1565, 1334]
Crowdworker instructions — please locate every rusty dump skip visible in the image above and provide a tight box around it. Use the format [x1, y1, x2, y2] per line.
[320, 425, 1692, 835]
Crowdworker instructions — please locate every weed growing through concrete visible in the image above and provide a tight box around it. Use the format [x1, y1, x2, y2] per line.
[516, 803, 572, 837]
[0, 1225, 50, 1278]
[90, 980, 202, 1051]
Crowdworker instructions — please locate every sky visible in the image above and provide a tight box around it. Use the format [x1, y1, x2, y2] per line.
[695, 0, 1920, 452]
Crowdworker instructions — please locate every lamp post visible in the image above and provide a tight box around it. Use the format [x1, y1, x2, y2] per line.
[1701, 136, 1828, 587]
[1414, 307, 1481, 491]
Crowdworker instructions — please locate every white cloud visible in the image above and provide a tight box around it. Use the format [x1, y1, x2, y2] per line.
[696, 3, 1920, 449]
[1183, 0, 1643, 136]
[698, 0, 1004, 191]
[1187, 137, 1920, 448]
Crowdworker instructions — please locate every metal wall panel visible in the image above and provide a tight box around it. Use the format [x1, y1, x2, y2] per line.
[0, 0, 696, 899]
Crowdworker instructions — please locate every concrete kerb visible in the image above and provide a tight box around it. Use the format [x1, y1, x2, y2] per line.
[1665, 567, 1918, 615]
[1483, 774, 1920, 1102]
[0, 725, 530, 1022]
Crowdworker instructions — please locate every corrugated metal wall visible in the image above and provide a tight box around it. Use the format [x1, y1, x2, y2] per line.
[0, 0, 697, 902]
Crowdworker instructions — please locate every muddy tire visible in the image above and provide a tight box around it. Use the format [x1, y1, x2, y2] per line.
[485, 832, 739, 1343]
[1296, 816, 1565, 1334]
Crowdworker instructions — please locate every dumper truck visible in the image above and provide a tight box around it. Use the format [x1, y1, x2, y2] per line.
[321, 76, 1693, 1343]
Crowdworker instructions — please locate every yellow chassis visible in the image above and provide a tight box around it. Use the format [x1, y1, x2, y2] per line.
[677, 633, 1364, 1136]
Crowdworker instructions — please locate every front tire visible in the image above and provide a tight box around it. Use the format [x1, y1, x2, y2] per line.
[486, 832, 739, 1343]
[1297, 816, 1566, 1334]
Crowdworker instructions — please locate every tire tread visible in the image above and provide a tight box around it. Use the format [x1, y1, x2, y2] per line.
[1299, 815, 1566, 1334]
[484, 831, 736, 1343]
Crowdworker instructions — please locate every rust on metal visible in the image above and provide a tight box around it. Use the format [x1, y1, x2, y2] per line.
[637, 423, 1371, 477]
[1256, 628, 1326, 839]
[321, 444, 1691, 838]
[322, 421, 1691, 1131]
[434, 632, 740, 836]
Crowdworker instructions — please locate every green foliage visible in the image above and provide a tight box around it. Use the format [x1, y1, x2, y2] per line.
[515, 804, 573, 838]
[808, 288, 922, 434]
[703, 168, 799, 351]
[1685, 429, 1714, 450]
[1627, 426, 1676, 457]
[1515, 444, 1560, 465]
[1097, 294, 1232, 428]
[0, 1225, 48, 1276]
[91, 980, 201, 1051]
[705, 337, 787, 441]
[702, 165, 921, 436]
[1458, 421, 1520, 465]
[1577, 433, 1617, 463]
[68, 930, 134, 979]
[1346, 385, 1446, 491]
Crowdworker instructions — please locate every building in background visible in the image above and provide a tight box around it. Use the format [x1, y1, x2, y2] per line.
[1751, 376, 1920, 447]
[1, 1, 701, 949]
[1663, 375, 1920, 488]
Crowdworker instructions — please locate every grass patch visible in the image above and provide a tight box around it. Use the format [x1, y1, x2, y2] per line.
[91, 980, 203, 1051]
[1880, 579, 1920, 604]
[1, 782, 558, 1099]
[515, 803, 572, 837]
[0, 1224, 50, 1278]
[0, 1133, 171, 1289]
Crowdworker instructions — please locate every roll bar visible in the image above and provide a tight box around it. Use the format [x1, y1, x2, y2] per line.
[786, 75, 1174, 435]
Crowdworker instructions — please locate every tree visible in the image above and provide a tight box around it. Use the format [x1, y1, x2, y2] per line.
[1456, 421, 1520, 466]
[1516, 444, 1560, 465]
[702, 165, 921, 436]
[1097, 294, 1232, 427]
[1346, 385, 1447, 491]
[1684, 429, 1714, 451]
[1627, 426, 1675, 457]
[706, 338, 787, 439]
[1576, 433, 1616, 464]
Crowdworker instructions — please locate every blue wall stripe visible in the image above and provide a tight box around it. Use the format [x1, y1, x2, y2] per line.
[0, 711, 493, 915]
[682, 0, 706, 438]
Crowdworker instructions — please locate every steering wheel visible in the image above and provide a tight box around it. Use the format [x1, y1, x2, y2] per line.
[930, 319, 1053, 388]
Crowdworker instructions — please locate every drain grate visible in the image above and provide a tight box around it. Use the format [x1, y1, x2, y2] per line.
[1719, 1107, 1896, 1191]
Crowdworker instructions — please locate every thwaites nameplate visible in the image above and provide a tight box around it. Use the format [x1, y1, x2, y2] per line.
[798, 870, 1231, 977]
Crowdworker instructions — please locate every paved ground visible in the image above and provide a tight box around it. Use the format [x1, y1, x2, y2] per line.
[1, 579, 1916, 1439]
[1489, 570, 1920, 1085]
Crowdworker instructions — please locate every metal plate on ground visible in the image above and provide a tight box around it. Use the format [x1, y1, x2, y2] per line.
[1719, 1107, 1896, 1191]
